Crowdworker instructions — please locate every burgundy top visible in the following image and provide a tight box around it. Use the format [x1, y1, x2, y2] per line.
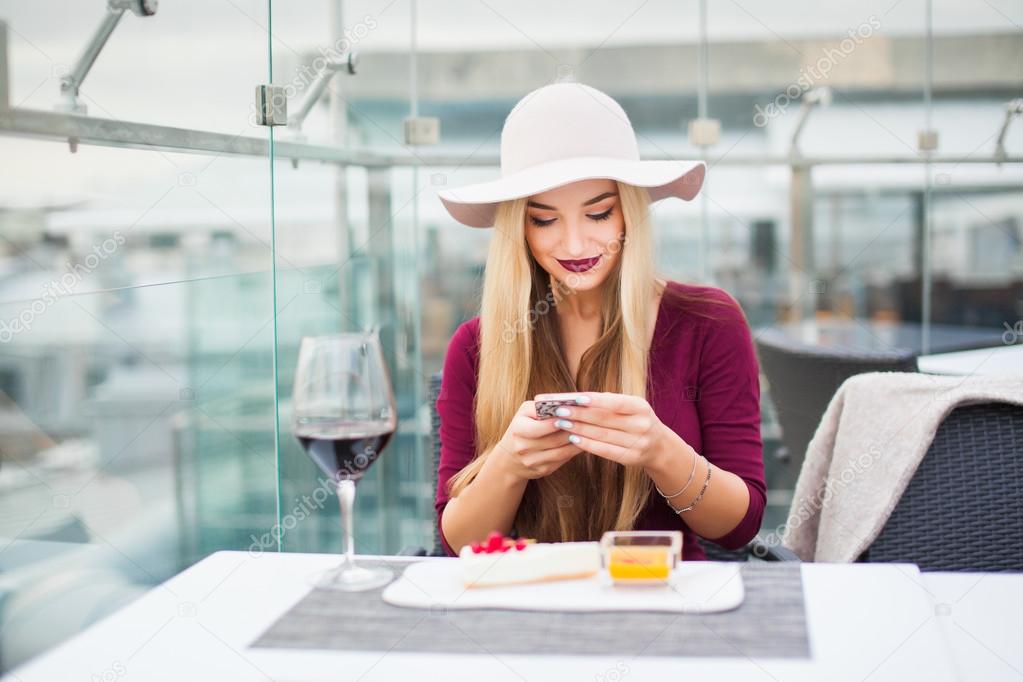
[434, 280, 766, 560]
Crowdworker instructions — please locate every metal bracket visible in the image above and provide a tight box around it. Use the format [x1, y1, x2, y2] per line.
[288, 51, 358, 134]
[917, 129, 939, 153]
[688, 118, 720, 147]
[789, 87, 832, 159]
[57, 0, 158, 115]
[255, 85, 287, 127]
[994, 99, 1023, 164]
[403, 116, 440, 146]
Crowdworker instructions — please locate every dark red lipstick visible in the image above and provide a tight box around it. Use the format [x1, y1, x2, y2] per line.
[556, 256, 600, 273]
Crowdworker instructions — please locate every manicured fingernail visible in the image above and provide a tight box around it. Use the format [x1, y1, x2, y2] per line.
[555, 419, 573, 429]
[555, 407, 572, 417]
[575, 395, 591, 404]
[568, 434, 581, 444]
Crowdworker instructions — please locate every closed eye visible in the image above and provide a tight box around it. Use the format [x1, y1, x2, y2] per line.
[528, 207, 614, 228]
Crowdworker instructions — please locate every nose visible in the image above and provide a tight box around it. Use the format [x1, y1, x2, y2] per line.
[563, 219, 587, 258]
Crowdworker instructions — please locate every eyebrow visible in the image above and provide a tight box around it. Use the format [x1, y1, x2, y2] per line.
[527, 191, 618, 211]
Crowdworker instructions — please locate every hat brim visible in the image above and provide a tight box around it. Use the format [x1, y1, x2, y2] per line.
[436, 156, 706, 228]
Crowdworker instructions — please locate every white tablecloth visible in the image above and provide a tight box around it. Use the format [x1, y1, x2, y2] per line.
[917, 344, 1023, 376]
[3, 551, 1020, 682]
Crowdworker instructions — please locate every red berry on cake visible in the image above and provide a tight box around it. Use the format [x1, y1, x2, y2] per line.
[485, 531, 504, 553]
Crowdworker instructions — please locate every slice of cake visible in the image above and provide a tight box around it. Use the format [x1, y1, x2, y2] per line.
[459, 532, 601, 588]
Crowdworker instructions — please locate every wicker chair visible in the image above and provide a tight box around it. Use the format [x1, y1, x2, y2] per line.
[754, 328, 918, 488]
[401, 372, 795, 562]
[428, 371, 444, 556]
[855, 401, 1023, 572]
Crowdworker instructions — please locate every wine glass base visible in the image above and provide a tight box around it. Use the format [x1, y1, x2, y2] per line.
[308, 562, 394, 592]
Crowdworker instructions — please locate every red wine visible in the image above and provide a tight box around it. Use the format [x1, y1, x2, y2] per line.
[297, 428, 393, 482]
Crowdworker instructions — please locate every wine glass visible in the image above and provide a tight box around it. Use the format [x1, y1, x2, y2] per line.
[291, 329, 397, 591]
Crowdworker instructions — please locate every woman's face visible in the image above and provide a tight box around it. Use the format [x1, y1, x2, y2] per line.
[523, 178, 625, 294]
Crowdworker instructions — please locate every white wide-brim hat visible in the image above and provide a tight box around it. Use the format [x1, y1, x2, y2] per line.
[437, 82, 706, 228]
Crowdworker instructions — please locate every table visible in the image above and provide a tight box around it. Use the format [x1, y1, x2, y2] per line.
[756, 320, 1007, 356]
[921, 571, 1023, 682]
[917, 344, 1023, 376]
[2, 551, 1020, 682]
[752, 321, 1006, 359]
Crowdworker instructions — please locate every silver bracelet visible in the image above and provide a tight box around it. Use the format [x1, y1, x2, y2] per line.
[654, 449, 699, 500]
[669, 457, 712, 514]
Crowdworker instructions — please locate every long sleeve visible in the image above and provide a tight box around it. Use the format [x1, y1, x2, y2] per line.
[433, 318, 481, 556]
[692, 290, 767, 550]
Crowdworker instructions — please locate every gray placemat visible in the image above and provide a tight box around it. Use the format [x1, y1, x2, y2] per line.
[250, 559, 810, 659]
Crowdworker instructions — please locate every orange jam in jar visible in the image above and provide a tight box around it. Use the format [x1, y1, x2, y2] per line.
[601, 531, 682, 585]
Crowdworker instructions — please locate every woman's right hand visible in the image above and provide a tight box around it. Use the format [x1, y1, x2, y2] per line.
[492, 400, 584, 481]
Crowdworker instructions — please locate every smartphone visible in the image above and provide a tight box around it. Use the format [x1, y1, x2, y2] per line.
[534, 394, 583, 420]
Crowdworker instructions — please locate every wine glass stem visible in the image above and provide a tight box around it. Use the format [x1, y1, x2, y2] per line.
[337, 478, 356, 567]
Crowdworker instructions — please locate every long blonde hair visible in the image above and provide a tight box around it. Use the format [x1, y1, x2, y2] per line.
[447, 181, 726, 542]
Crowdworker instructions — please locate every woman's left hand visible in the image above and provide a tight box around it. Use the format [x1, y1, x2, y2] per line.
[534, 391, 671, 467]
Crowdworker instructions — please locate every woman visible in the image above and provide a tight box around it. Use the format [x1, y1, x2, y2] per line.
[433, 82, 765, 561]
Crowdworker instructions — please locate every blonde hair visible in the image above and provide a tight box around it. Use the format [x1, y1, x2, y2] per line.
[446, 181, 726, 541]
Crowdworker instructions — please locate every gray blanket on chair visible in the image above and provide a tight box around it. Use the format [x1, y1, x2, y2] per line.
[781, 371, 1023, 562]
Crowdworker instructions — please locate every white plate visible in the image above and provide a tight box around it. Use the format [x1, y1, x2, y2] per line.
[381, 560, 744, 614]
